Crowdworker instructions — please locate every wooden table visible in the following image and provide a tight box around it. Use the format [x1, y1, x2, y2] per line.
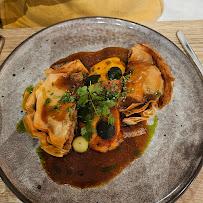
[0, 20, 202, 203]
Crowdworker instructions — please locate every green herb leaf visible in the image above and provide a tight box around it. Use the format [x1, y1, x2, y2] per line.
[76, 86, 88, 96]
[81, 121, 95, 141]
[81, 127, 87, 136]
[77, 95, 89, 106]
[95, 105, 103, 114]
[44, 98, 51, 106]
[85, 114, 92, 122]
[88, 84, 103, 94]
[98, 99, 117, 108]
[102, 164, 117, 172]
[102, 105, 110, 117]
[59, 93, 75, 104]
[66, 107, 72, 112]
[91, 93, 103, 101]
[108, 114, 115, 125]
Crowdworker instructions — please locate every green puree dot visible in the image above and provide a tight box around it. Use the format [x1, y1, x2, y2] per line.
[16, 120, 27, 133]
[142, 115, 159, 153]
[23, 85, 34, 96]
[36, 146, 44, 166]
[147, 115, 158, 147]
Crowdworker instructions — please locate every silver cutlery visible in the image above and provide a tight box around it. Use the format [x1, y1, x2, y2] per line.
[177, 30, 203, 79]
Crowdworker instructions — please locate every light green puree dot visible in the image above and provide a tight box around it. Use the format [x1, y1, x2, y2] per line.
[36, 146, 44, 166]
[16, 120, 27, 133]
[147, 115, 158, 148]
[23, 85, 34, 96]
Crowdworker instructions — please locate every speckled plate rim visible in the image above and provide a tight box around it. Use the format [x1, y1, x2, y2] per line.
[0, 17, 202, 203]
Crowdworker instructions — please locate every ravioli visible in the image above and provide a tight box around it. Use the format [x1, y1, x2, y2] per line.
[119, 44, 175, 125]
[23, 60, 89, 157]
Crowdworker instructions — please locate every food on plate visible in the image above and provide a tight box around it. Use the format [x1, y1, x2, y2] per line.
[89, 107, 123, 152]
[119, 44, 174, 125]
[23, 60, 88, 157]
[21, 44, 174, 188]
[72, 136, 89, 153]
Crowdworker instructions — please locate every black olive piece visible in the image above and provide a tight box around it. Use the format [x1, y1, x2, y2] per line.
[107, 67, 122, 80]
[77, 107, 94, 123]
[96, 121, 115, 140]
[85, 75, 101, 86]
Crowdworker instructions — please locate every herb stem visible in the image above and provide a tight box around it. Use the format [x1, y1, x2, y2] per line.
[89, 93, 100, 118]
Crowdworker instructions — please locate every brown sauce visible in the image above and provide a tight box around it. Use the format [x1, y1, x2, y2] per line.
[51, 47, 129, 70]
[54, 75, 73, 90]
[41, 122, 149, 189]
[40, 47, 148, 188]
[54, 73, 83, 91]
[42, 103, 73, 123]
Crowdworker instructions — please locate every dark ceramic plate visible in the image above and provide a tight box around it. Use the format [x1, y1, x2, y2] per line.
[0, 17, 202, 203]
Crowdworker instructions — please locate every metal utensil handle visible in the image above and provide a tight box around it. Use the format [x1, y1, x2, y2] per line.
[177, 30, 203, 77]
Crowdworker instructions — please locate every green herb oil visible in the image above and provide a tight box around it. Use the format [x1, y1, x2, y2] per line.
[36, 146, 44, 166]
[23, 85, 34, 96]
[16, 120, 27, 133]
[147, 115, 158, 147]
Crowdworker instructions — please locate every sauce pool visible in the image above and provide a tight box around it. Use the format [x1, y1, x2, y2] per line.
[39, 119, 157, 189]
